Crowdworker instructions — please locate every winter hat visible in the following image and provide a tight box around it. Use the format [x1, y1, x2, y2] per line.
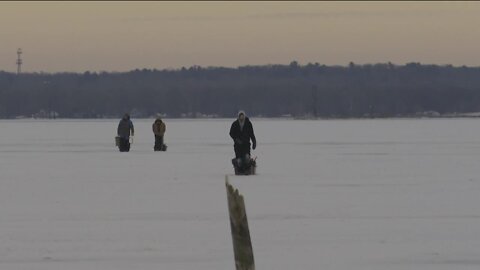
[238, 110, 246, 118]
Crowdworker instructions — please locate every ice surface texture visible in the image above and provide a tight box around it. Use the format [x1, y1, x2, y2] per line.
[0, 118, 480, 270]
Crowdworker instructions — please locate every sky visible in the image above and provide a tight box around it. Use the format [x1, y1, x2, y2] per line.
[1, 1, 480, 73]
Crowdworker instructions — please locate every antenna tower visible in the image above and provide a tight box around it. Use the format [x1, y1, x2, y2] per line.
[16, 48, 22, 74]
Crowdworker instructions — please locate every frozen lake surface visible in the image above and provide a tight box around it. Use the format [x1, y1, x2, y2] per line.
[1, 118, 480, 270]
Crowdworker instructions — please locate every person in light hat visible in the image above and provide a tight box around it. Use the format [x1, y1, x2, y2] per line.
[229, 110, 256, 161]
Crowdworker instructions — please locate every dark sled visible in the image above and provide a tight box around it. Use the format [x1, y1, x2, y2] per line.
[115, 136, 131, 152]
[154, 144, 168, 152]
[232, 157, 257, 175]
[115, 136, 121, 147]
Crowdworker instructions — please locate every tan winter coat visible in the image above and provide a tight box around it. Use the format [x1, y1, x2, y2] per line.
[152, 120, 166, 136]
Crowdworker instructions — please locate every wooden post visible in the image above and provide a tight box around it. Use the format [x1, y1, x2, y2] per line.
[225, 176, 255, 270]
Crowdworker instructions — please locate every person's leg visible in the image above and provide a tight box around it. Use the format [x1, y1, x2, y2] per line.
[234, 144, 242, 158]
[119, 138, 127, 152]
[159, 135, 164, 150]
[241, 144, 251, 159]
[125, 140, 130, 152]
[246, 143, 251, 158]
[236, 145, 249, 172]
[245, 144, 254, 173]
[154, 135, 160, 150]
[233, 144, 244, 173]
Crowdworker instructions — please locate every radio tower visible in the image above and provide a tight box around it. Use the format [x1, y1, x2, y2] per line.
[16, 48, 23, 74]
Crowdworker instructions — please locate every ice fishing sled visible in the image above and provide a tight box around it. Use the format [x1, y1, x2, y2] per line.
[115, 136, 132, 152]
[232, 156, 257, 175]
[154, 144, 168, 152]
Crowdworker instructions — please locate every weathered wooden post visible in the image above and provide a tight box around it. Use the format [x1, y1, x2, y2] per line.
[225, 176, 255, 270]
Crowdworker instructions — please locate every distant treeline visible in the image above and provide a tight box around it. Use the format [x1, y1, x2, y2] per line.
[1, 62, 480, 119]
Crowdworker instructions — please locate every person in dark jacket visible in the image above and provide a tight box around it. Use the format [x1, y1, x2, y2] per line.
[117, 113, 134, 152]
[152, 116, 166, 151]
[230, 111, 256, 159]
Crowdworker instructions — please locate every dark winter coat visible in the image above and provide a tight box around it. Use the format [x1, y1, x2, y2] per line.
[229, 117, 256, 148]
[117, 118, 134, 138]
[152, 120, 166, 136]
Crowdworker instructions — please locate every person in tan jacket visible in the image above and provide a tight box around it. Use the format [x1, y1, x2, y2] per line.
[152, 116, 167, 151]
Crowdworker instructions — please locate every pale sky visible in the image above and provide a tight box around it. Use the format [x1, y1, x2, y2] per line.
[1, 1, 480, 73]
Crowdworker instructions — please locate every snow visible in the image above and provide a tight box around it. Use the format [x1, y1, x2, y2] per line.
[1, 118, 480, 269]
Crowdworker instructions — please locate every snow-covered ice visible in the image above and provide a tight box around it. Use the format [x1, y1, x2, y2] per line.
[1, 118, 480, 269]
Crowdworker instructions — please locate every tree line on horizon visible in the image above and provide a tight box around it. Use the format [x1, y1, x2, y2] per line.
[1, 61, 480, 119]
